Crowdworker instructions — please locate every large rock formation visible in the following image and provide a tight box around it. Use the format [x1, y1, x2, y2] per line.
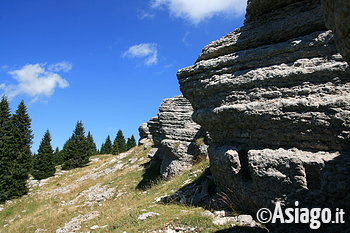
[178, 0, 350, 231]
[138, 123, 151, 146]
[138, 117, 162, 149]
[322, 0, 350, 63]
[140, 95, 208, 179]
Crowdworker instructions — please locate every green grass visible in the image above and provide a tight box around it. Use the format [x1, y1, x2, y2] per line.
[195, 137, 206, 146]
[0, 145, 243, 233]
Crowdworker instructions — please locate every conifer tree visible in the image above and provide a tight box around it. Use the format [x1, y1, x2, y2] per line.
[0, 97, 14, 202]
[112, 136, 119, 155]
[32, 130, 55, 180]
[53, 147, 64, 165]
[99, 143, 105, 155]
[101, 136, 112, 154]
[114, 130, 126, 154]
[62, 121, 89, 170]
[126, 135, 137, 150]
[11, 100, 33, 197]
[60, 137, 72, 163]
[86, 131, 97, 156]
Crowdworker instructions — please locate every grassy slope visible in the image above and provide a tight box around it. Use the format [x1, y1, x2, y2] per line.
[0, 146, 234, 233]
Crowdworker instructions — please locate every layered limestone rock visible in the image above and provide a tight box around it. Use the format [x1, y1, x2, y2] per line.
[147, 116, 163, 147]
[138, 123, 151, 146]
[138, 117, 162, 149]
[140, 95, 208, 179]
[178, 0, 350, 231]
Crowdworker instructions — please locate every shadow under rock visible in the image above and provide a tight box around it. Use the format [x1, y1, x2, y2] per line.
[136, 156, 162, 191]
[155, 166, 272, 232]
[156, 167, 223, 209]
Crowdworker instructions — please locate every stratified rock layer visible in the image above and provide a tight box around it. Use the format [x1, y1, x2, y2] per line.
[141, 95, 208, 179]
[138, 123, 151, 147]
[178, 0, 349, 232]
[147, 116, 163, 146]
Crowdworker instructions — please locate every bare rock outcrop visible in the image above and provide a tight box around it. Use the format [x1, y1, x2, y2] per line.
[56, 211, 99, 233]
[140, 95, 208, 179]
[138, 123, 153, 148]
[138, 123, 150, 143]
[148, 116, 163, 147]
[322, 0, 350, 63]
[178, 0, 349, 232]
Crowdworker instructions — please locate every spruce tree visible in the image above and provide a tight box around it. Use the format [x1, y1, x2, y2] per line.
[55, 147, 60, 154]
[99, 143, 105, 155]
[53, 147, 63, 165]
[60, 137, 72, 163]
[114, 130, 126, 154]
[112, 136, 119, 155]
[11, 100, 33, 197]
[86, 131, 97, 156]
[102, 136, 112, 154]
[62, 121, 89, 170]
[126, 135, 137, 150]
[32, 130, 55, 180]
[0, 97, 14, 202]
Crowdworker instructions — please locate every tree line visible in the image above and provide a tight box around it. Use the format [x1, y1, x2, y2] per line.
[0, 97, 137, 203]
[99, 130, 136, 155]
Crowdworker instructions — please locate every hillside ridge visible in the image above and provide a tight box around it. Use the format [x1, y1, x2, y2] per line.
[0, 144, 266, 233]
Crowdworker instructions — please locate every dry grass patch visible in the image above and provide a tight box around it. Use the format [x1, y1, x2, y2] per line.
[0, 146, 240, 233]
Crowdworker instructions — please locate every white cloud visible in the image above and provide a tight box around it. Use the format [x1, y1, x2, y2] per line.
[151, 0, 247, 24]
[137, 10, 155, 20]
[0, 63, 70, 102]
[182, 32, 191, 46]
[48, 61, 72, 72]
[123, 43, 158, 66]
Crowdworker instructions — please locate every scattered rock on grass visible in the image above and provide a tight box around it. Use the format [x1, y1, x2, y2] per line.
[48, 160, 124, 196]
[34, 229, 48, 233]
[90, 158, 101, 163]
[202, 210, 259, 227]
[56, 211, 99, 233]
[61, 183, 115, 207]
[212, 216, 237, 226]
[137, 212, 160, 220]
[90, 224, 108, 230]
[149, 224, 197, 233]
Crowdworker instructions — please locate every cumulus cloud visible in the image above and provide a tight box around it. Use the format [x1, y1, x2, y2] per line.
[0, 63, 70, 102]
[151, 0, 247, 23]
[123, 43, 158, 66]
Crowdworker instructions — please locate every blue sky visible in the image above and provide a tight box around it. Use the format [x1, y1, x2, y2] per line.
[0, 0, 246, 152]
